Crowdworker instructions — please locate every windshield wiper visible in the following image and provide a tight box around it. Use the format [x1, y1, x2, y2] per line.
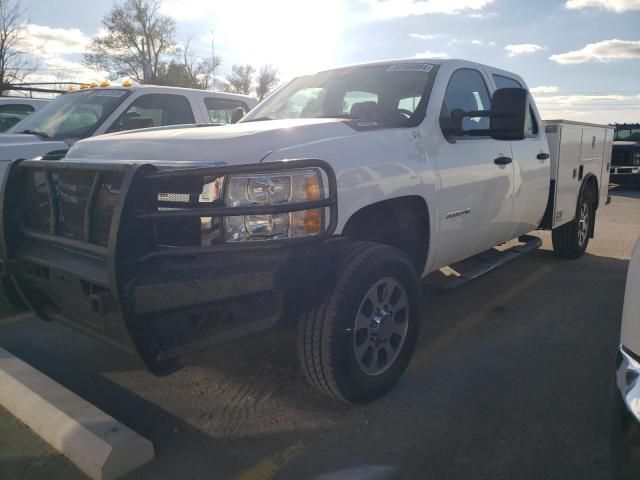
[19, 129, 51, 139]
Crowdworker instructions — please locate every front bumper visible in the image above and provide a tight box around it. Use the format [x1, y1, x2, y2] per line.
[0, 158, 339, 374]
[612, 346, 640, 479]
[611, 167, 640, 184]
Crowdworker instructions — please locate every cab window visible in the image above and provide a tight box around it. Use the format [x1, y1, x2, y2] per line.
[398, 96, 421, 114]
[205, 98, 249, 124]
[0, 104, 35, 132]
[492, 74, 539, 138]
[440, 68, 492, 136]
[107, 94, 195, 133]
[342, 91, 378, 115]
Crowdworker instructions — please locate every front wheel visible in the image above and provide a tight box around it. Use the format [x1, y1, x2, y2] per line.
[552, 190, 594, 259]
[297, 242, 421, 404]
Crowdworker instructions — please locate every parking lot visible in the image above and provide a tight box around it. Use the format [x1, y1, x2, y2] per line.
[1, 186, 638, 480]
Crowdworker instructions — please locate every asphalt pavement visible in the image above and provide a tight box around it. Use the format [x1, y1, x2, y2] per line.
[1, 186, 639, 480]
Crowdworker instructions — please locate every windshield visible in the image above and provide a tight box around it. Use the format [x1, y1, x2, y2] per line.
[242, 62, 436, 127]
[615, 127, 640, 141]
[10, 89, 131, 140]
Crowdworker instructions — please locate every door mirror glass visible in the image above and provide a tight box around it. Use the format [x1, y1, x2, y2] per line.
[489, 87, 528, 141]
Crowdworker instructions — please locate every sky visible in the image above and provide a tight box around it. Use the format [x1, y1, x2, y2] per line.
[18, 0, 640, 124]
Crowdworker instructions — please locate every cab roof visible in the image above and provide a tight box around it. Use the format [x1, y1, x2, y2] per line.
[70, 83, 256, 102]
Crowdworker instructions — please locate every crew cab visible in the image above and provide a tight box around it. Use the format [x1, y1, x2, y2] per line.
[610, 124, 640, 185]
[0, 59, 613, 404]
[0, 84, 257, 161]
[0, 97, 49, 132]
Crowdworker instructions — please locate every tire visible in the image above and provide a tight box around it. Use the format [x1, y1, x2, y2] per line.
[552, 188, 595, 259]
[297, 242, 421, 404]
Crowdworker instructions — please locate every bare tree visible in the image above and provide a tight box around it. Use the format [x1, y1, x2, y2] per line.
[51, 68, 80, 92]
[180, 38, 220, 90]
[224, 64, 254, 95]
[0, 0, 37, 95]
[84, 0, 176, 83]
[255, 65, 279, 101]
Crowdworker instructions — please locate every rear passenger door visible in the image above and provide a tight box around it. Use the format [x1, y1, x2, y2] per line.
[492, 74, 550, 237]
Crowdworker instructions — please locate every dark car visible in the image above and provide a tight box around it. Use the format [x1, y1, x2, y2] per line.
[610, 124, 640, 186]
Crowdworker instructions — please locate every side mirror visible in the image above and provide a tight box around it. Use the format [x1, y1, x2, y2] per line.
[490, 88, 528, 141]
[124, 116, 154, 131]
[230, 107, 245, 124]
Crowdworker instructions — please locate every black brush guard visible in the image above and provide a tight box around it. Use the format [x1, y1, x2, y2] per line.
[0, 158, 338, 374]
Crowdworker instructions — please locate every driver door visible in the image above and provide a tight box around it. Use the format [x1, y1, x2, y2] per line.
[426, 68, 515, 268]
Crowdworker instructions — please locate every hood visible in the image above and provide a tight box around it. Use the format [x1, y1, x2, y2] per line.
[67, 119, 360, 165]
[0, 133, 69, 161]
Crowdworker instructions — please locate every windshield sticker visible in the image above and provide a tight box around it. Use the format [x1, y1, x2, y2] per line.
[95, 90, 127, 97]
[387, 63, 434, 73]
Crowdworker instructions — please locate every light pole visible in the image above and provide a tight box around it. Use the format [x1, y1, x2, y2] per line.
[211, 30, 216, 92]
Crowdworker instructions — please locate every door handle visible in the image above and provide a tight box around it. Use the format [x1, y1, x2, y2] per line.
[537, 152, 550, 160]
[494, 156, 512, 165]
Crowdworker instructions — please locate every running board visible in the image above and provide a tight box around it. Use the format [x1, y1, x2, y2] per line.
[426, 235, 542, 292]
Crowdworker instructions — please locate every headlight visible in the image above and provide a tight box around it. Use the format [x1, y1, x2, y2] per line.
[224, 169, 324, 242]
[633, 152, 640, 166]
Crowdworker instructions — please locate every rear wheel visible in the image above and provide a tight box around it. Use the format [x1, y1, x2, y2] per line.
[297, 242, 421, 404]
[552, 189, 595, 259]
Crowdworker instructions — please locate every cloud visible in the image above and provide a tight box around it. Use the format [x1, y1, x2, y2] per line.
[467, 11, 498, 18]
[530, 85, 560, 94]
[534, 92, 640, 123]
[23, 58, 109, 85]
[409, 33, 439, 40]
[471, 39, 483, 45]
[19, 24, 91, 58]
[505, 43, 544, 56]
[550, 39, 640, 63]
[359, 0, 495, 19]
[565, 0, 640, 12]
[414, 50, 449, 58]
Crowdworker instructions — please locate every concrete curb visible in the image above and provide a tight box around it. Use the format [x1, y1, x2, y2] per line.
[0, 347, 154, 480]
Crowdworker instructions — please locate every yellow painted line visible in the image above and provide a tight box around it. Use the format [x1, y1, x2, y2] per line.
[0, 312, 32, 325]
[412, 264, 556, 369]
[233, 443, 304, 480]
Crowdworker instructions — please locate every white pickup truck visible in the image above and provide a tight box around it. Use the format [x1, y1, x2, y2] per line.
[0, 59, 613, 403]
[0, 84, 257, 161]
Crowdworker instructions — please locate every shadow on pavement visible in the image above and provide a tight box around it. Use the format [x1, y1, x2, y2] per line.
[0, 244, 631, 480]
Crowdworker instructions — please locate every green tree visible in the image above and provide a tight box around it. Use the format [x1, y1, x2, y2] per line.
[84, 0, 176, 83]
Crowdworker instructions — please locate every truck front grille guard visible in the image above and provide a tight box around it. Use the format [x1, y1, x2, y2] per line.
[0, 158, 338, 373]
[2, 158, 338, 258]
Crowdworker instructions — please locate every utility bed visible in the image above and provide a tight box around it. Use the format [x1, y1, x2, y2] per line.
[542, 120, 614, 229]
